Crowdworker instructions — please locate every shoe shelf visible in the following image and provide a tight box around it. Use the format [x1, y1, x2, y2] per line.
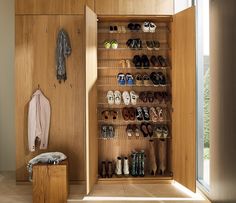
[97, 20, 172, 182]
[97, 77, 171, 88]
[97, 174, 173, 183]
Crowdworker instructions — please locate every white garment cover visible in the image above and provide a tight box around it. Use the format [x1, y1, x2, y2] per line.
[28, 90, 51, 152]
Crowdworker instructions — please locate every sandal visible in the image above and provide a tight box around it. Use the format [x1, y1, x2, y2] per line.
[106, 91, 114, 105]
[130, 91, 139, 105]
[139, 92, 147, 103]
[126, 59, 131, 68]
[102, 110, 110, 120]
[119, 60, 126, 68]
[149, 107, 158, 122]
[114, 90, 122, 105]
[156, 107, 164, 121]
[140, 122, 149, 137]
[122, 107, 130, 121]
[122, 91, 130, 105]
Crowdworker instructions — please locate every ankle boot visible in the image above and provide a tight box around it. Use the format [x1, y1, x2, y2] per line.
[107, 161, 113, 178]
[139, 150, 145, 177]
[158, 139, 167, 175]
[115, 157, 122, 176]
[101, 161, 107, 178]
[149, 140, 157, 176]
[123, 157, 129, 176]
[131, 152, 138, 176]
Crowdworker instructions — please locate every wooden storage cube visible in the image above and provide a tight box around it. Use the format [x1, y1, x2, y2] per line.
[32, 160, 68, 203]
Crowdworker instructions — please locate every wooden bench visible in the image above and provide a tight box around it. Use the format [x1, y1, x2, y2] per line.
[32, 160, 68, 203]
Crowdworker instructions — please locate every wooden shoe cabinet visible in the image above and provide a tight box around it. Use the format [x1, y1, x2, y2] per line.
[85, 6, 196, 194]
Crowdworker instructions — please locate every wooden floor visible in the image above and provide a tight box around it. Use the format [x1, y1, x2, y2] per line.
[0, 171, 210, 203]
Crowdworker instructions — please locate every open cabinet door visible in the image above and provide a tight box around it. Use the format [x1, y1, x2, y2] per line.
[172, 7, 196, 192]
[85, 6, 98, 194]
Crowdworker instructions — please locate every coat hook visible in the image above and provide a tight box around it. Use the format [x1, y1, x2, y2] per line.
[70, 84, 72, 88]
[54, 84, 56, 89]
[38, 84, 40, 90]
[77, 29, 80, 34]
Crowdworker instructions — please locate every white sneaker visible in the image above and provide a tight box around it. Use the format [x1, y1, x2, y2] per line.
[123, 157, 129, 175]
[130, 91, 139, 105]
[122, 91, 130, 105]
[149, 22, 157, 33]
[142, 22, 150, 32]
[114, 90, 122, 105]
[106, 91, 114, 105]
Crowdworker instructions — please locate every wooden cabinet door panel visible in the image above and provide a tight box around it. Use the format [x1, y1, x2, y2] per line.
[172, 6, 196, 192]
[85, 6, 98, 194]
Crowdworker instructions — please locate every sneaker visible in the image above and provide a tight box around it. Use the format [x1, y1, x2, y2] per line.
[130, 91, 139, 105]
[142, 107, 150, 121]
[111, 40, 118, 49]
[162, 126, 169, 138]
[114, 90, 122, 105]
[106, 91, 114, 105]
[149, 22, 157, 32]
[117, 73, 126, 85]
[122, 91, 130, 105]
[136, 107, 144, 121]
[142, 22, 150, 32]
[104, 40, 111, 49]
[126, 73, 134, 85]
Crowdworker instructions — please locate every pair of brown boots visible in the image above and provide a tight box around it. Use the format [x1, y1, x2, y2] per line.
[149, 139, 167, 176]
[101, 161, 113, 178]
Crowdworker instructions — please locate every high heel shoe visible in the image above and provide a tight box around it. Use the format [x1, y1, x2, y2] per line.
[149, 140, 157, 176]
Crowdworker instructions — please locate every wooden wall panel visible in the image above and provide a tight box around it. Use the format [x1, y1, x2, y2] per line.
[15, 0, 94, 15]
[15, 15, 85, 181]
[95, 0, 173, 15]
[172, 7, 196, 192]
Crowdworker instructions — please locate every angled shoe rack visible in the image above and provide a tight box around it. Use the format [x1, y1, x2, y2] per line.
[85, 6, 196, 194]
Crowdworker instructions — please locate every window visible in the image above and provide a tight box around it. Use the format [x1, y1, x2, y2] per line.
[197, 0, 210, 190]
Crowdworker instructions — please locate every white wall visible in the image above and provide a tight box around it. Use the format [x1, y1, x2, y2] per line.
[174, 0, 193, 13]
[0, 0, 15, 170]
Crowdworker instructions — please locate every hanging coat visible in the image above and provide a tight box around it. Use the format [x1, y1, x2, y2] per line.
[28, 90, 51, 152]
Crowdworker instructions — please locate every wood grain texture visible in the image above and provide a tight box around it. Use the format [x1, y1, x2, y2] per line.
[172, 7, 196, 192]
[32, 160, 68, 203]
[15, 15, 85, 181]
[85, 6, 98, 194]
[95, 0, 173, 15]
[15, 0, 94, 15]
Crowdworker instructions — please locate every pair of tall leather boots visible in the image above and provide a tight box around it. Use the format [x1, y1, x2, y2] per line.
[149, 139, 167, 176]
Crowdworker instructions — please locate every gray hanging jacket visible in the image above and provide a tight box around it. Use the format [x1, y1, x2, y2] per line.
[56, 29, 72, 83]
[27, 152, 67, 181]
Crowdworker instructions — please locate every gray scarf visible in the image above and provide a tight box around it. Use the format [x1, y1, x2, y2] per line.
[56, 29, 72, 83]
